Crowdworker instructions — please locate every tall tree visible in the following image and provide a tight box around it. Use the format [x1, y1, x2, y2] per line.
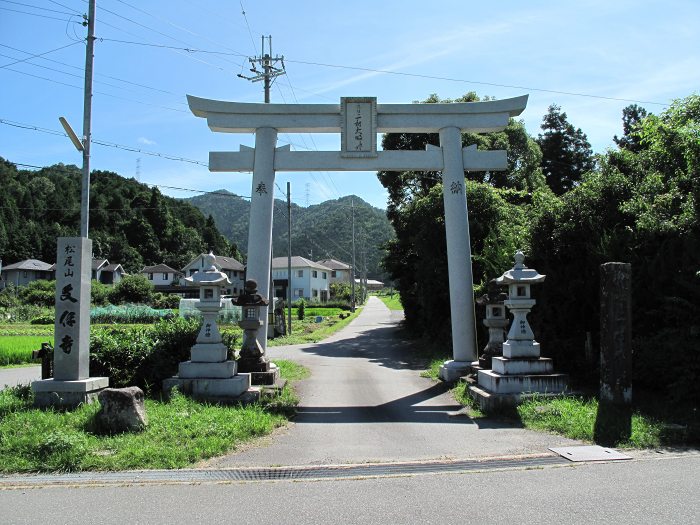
[614, 104, 649, 153]
[537, 104, 595, 195]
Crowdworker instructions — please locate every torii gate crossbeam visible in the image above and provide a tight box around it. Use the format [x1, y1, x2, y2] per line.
[188, 95, 528, 382]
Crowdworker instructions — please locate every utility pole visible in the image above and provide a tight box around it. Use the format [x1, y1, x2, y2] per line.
[287, 181, 292, 335]
[237, 35, 285, 103]
[351, 199, 356, 312]
[81, 0, 96, 238]
[238, 35, 286, 339]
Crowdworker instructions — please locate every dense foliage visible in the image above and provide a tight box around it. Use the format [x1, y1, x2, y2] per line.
[0, 160, 239, 273]
[379, 92, 700, 408]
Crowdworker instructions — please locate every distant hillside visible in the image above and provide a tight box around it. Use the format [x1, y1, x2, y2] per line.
[0, 158, 238, 273]
[187, 191, 395, 280]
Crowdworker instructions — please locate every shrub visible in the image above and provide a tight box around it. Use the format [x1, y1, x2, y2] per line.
[91, 280, 111, 306]
[89, 317, 201, 393]
[0, 284, 19, 308]
[108, 275, 154, 305]
[152, 292, 180, 310]
[296, 299, 306, 320]
[18, 279, 55, 307]
[30, 314, 54, 325]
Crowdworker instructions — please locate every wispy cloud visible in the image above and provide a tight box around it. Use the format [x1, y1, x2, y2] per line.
[138, 137, 157, 146]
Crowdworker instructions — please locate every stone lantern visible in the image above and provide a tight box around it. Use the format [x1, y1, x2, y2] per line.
[232, 279, 279, 385]
[474, 279, 508, 370]
[163, 252, 252, 401]
[469, 251, 568, 412]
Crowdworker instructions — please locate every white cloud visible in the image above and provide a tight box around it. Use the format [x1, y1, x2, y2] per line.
[138, 137, 157, 146]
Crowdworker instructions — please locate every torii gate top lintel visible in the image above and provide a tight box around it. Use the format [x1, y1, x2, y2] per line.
[187, 94, 528, 134]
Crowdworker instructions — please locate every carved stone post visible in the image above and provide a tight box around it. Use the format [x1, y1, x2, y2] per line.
[594, 262, 633, 445]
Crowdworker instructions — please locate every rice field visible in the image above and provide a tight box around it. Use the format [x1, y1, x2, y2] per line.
[0, 335, 47, 366]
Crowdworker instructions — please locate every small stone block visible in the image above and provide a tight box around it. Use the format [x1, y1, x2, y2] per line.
[190, 344, 228, 363]
[502, 341, 541, 358]
[438, 360, 471, 382]
[491, 357, 553, 375]
[178, 360, 236, 379]
[96, 387, 147, 432]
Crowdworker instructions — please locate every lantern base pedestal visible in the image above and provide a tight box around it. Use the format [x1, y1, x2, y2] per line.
[162, 374, 255, 404]
[238, 358, 279, 386]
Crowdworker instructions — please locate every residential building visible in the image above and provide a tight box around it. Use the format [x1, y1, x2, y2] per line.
[316, 258, 353, 284]
[140, 263, 183, 288]
[0, 259, 53, 290]
[181, 253, 245, 296]
[271, 256, 331, 302]
[92, 259, 126, 285]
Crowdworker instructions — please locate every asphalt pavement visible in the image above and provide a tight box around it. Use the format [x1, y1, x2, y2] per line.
[202, 296, 581, 467]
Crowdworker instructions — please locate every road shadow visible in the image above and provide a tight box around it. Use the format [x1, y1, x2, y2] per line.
[294, 382, 470, 424]
[300, 324, 429, 371]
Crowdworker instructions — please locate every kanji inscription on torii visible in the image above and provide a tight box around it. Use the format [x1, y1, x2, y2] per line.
[188, 94, 528, 382]
[340, 97, 377, 158]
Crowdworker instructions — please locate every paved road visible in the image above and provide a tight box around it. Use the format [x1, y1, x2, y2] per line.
[0, 365, 41, 389]
[203, 296, 580, 468]
[2, 454, 698, 524]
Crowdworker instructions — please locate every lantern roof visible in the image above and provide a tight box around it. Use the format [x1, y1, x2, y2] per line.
[496, 251, 545, 285]
[183, 252, 231, 287]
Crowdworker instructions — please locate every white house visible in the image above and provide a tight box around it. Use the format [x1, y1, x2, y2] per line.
[316, 258, 353, 284]
[271, 256, 331, 302]
[181, 253, 245, 296]
[92, 259, 126, 285]
[140, 263, 183, 288]
[0, 259, 53, 290]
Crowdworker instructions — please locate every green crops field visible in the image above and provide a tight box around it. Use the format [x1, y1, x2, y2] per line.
[0, 336, 46, 366]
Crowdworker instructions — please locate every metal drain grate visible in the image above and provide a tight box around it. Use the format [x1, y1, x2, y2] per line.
[0, 455, 569, 487]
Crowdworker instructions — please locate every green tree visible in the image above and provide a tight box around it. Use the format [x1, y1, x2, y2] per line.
[109, 274, 155, 305]
[614, 104, 649, 153]
[537, 104, 595, 195]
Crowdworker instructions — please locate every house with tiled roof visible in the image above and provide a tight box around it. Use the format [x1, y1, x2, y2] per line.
[92, 259, 126, 285]
[316, 258, 353, 284]
[140, 263, 183, 288]
[272, 256, 331, 302]
[0, 259, 53, 290]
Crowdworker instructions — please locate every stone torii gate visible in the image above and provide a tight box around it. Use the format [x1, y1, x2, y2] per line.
[188, 94, 528, 381]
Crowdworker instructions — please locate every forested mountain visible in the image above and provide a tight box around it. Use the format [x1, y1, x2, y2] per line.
[0, 159, 238, 273]
[187, 192, 395, 280]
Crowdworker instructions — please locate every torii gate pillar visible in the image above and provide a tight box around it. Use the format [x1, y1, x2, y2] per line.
[248, 127, 277, 348]
[438, 126, 477, 381]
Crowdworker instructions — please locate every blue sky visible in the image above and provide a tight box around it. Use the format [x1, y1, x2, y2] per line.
[1, 0, 698, 209]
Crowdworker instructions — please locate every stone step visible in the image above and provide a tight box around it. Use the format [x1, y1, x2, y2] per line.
[491, 356, 553, 375]
[477, 369, 568, 395]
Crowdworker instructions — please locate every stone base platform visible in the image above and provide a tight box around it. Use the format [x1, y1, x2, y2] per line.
[469, 384, 568, 413]
[477, 369, 568, 395]
[438, 360, 472, 383]
[163, 374, 257, 404]
[249, 363, 280, 386]
[31, 377, 109, 408]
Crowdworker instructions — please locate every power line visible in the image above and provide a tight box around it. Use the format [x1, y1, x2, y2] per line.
[9, 161, 252, 201]
[0, 0, 76, 16]
[93, 37, 669, 107]
[0, 5, 82, 22]
[0, 118, 205, 165]
[0, 41, 82, 69]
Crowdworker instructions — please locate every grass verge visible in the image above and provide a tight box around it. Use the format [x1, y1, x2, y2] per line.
[376, 294, 402, 311]
[0, 360, 310, 473]
[516, 395, 681, 448]
[268, 309, 361, 346]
